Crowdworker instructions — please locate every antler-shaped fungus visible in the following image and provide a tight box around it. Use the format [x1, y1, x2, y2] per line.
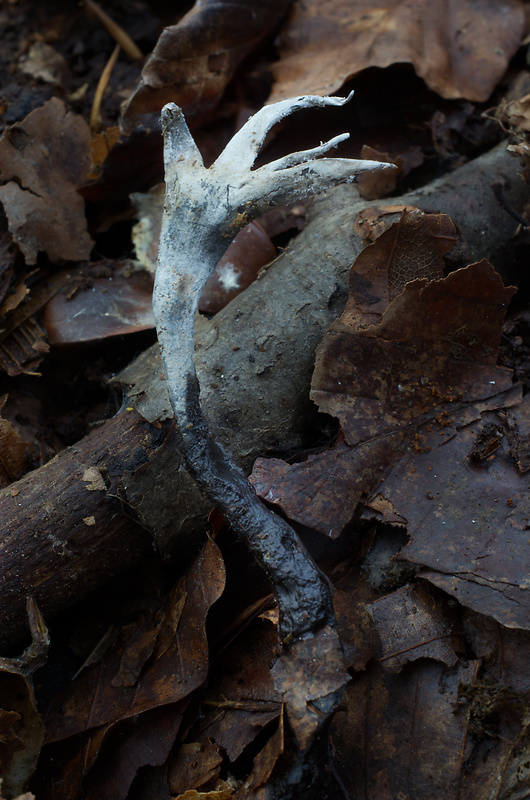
[154, 93, 391, 641]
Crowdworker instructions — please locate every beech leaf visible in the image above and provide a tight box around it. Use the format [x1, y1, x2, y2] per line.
[271, 0, 524, 103]
[0, 98, 93, 264]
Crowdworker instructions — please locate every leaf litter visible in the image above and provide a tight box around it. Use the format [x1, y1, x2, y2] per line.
[249, 204, 530, 795]
[270, 0, 524, 103]
[1, 0, 530, 797]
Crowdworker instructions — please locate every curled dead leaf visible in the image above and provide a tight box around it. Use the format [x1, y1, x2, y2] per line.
[271, 0, 524, 103]
[123, 0, 293, 128]
[0, 98, 93, 264]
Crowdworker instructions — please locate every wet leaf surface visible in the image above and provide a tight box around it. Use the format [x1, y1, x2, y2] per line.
[42, 272, 155, 345]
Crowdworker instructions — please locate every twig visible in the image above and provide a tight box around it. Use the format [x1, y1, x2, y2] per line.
[90, 43, 120, 132]
[153, 94, 392, 641]
[84, 0, 143, 60]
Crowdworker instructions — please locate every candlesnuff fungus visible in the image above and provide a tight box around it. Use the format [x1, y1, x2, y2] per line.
[154, 93, 391, 641]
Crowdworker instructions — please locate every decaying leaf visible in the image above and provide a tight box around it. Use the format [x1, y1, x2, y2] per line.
[325, 534, 530, 798]
[18, 41, 70, 88]
[88, 126, 122, 180]
[271, 625, 350, 751]
[0, 396, 32, 486]
[81, 706, 183, 800]
[0, 317, 49, 377]
[123, 0, 292, 127]
[239, 709, 284, 796]
[168, 741, 224, 796]
[357, 146, 404, 200]
[251, 212, 494, 538]
[372, 583, 462, 672]
[44, 538, 225, 742]
[173, 784, 234, 800]
[333, 568, 378, 671]
[0, 209, 18, 308]
[251, 433, 404, 537]
[193, 620, 281, 765]
[0, 600, 49, 797]
[0, 97, 93, 264]
[352, 203, 419, 242]
[498, 91, 530, 132]
[367, 397, 530, 630]
[314, 260, 514, 445]
[270, 0, 524, 103]
[341, 208, 458, 327]
[329, 659, 480, 800]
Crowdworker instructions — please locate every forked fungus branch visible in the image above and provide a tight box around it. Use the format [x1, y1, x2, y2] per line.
[153, 93, 390, 640]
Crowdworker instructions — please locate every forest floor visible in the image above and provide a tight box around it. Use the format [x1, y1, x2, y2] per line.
[1, 2, 530, 799]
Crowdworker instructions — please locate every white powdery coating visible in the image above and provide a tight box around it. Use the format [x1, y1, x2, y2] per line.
[217, 262, 241, 291]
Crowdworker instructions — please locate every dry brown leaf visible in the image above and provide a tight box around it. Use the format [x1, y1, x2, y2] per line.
[18, 42, 70, 87]
[195, 620, 281, 764]
[238, 710, 284, 796]
[252, 434, 404, 537]
[81, 706, 182, 800]
[123, 0, 292, 127]
[0, 98, 93, 264]
[333, 569, 378, 671]
[174, 785, 233, 800]
[357, 146, 403, 200]
[88, 126, 121, 179]
[352, 204, 419, 242]
[270, 0, 524, 103]
[328, 563, 530, 795]
[252, 260, 516, 537]
[251, 212, 472, 537]
[316, 260, 514, 443]
[499, 91, 530, 132]
[0, 316, 49, 377]
[342, 208, 458, 328]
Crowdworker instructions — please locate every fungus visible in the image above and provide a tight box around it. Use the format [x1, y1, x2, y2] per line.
[154, 93, 392, 641]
